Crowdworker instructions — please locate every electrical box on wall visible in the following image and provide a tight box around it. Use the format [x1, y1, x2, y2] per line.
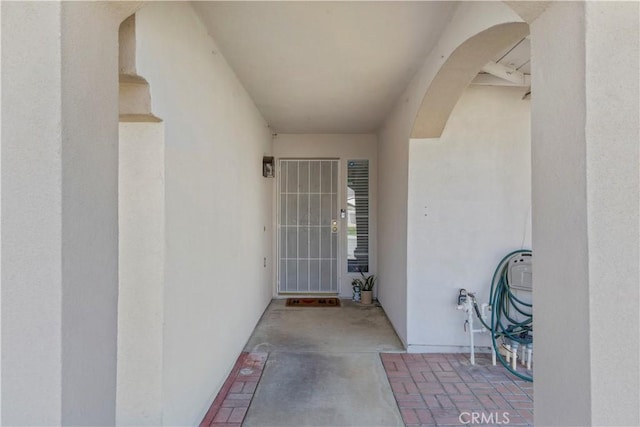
[262, 156, 275, 178]
[507, 252, 532, 291]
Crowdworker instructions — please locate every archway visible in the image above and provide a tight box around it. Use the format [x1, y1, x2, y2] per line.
[410, 22, 529, 138]
[403, 3, 640, 426]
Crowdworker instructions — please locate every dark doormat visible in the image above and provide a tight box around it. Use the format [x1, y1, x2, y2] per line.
[285, 297, 341, 307]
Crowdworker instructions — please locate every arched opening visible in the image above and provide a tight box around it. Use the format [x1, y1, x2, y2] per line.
[410, 22, 529, 138]
[403, 3, 640, 425]
[403, 2, 534, 381]
[407, 84, 532, 350]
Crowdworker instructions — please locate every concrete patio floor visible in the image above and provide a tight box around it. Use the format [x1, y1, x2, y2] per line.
[201, 299, 533, 427]
[243, 299, 405, 427]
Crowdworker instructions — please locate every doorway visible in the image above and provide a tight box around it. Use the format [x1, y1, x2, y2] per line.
[278, 159, 340, 293]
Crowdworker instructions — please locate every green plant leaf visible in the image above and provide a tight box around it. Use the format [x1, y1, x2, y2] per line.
[360, 274, 376, 291]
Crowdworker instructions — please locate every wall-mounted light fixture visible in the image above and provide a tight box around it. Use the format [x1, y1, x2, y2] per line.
[263, 156, 275, 178]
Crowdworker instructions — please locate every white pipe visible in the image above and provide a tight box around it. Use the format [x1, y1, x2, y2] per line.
[457, 294, 483, 365]
[481, 303, 489, 321]
[457, 292, 494, 367]
[469, 311, 475, 365]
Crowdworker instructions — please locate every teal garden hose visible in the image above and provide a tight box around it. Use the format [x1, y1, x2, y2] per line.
[469, 250, 533, 382]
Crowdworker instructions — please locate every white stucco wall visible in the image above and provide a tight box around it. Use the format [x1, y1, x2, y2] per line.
[532, 2, 640, 425]
[2, 3, 63, 424]
[2, 2, 139, 424]
[531, 5, 590, 423]
[117, 122, 165, 426]
[377, 2, 523, 346]
[273, 134, 378, 299]
[406, 85, 531, 352]
[134, 3, 273, 424]
[584, 3, 639, 424]
[59, 4, 129, 423]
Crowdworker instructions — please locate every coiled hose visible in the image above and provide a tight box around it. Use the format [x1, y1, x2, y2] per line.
[474, 250, 533, 382]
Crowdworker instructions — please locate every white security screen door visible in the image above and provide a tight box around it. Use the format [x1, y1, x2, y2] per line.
[278, 159, 339, 293]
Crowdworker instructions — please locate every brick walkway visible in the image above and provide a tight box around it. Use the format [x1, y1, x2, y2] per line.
[200, 352, 268, 427]
[202, 350, 532, 427]
[381, 353, 533, 426]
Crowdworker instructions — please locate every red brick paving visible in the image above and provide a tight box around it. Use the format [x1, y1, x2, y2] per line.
[200, 352, 268, 427]
[201, 350, 532, 426]
[381, 353, 533, 426]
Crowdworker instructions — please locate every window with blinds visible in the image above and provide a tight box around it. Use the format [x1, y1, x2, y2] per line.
[347, 160, 369, 273]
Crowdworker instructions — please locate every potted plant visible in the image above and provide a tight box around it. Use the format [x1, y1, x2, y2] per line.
[352, 271, 376, 305]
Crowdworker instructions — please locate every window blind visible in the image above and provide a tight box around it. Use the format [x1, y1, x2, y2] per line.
[347, 160, 369, 273]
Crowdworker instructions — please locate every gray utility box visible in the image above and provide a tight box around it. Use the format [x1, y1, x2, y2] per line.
[508, 252, 532, 291]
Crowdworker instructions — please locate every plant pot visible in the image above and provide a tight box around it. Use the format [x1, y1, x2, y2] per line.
[361, 290, 373, 305]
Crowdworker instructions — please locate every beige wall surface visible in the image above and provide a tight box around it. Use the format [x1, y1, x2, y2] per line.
[2, 3, 64, 424]
[135, 3, 273, 424]
[2, 1, 140, 424]
[117, 123, 165, 426]
[532, 2, 640, 425]
[585, 2, 639, 423]
[407, 85, 531, 352]
[377, 1, 523, 346]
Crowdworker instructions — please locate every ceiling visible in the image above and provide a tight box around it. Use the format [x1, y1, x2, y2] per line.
[495, 37, 531, 75]
[472, 36, 531, 88]
[193, 2, 457, 134]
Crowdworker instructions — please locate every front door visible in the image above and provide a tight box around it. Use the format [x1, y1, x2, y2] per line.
[278, 159, 339, 293]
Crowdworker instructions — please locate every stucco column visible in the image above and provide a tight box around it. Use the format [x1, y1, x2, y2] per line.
[117, 121, 165, 426]
[2, 3, 64, 424]
[2, 2, 139, 425]
[531, 2, 639, 425]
